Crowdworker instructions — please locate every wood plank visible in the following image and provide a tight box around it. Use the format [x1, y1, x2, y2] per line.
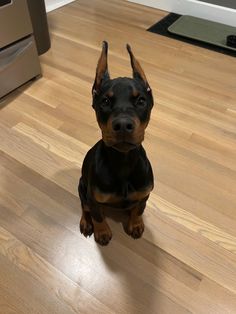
[0, 227, 112, 314]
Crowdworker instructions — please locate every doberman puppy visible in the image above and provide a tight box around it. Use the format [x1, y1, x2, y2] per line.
[78, 42, 154, 245]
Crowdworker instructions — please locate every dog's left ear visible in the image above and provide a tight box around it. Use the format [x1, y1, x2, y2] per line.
[92, 41, 110, 96]
[126, 44, 151, 92]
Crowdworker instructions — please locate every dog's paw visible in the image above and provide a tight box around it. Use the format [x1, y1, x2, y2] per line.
[127, 218, 144, 239]
[80, 217, 94, 237]
[94, 228, 112, 246]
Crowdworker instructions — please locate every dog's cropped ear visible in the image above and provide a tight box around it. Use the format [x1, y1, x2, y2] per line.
[92, 41, 110, 96]
[126, 44, 151, 92]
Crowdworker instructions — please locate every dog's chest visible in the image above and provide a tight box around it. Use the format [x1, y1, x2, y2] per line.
[93, 182, 152, 205]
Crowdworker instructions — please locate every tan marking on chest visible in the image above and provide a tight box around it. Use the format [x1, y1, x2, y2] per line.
[93, 186, 153, 204]
[93, 189, 121, 203]
[128, 186, 153, 201]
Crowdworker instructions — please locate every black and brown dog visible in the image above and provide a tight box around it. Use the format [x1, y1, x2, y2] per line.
[78, 42, 154, 245]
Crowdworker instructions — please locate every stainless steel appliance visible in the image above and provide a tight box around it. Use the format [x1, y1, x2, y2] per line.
[0, 0, 41, 98]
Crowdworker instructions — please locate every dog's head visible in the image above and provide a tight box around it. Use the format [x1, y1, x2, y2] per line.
[92, 41, 153, 153]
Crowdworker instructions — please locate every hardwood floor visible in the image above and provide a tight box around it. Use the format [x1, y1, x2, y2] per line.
[0, 0, 236, 313]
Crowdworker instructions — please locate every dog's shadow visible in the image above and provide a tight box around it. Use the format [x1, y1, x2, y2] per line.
[53, 167, 158, 314]
[97, 220, 158, 314]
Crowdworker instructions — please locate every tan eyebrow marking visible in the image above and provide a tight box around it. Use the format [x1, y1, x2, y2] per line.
[132, 88, 139, 97]
[107, 90, 114, 97]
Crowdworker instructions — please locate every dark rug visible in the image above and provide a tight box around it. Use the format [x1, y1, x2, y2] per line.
[147, 13, 236, 57]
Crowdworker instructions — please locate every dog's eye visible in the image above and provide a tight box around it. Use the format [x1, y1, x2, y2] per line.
[101, 97, 111, 108]
[136, 97, 146, 107]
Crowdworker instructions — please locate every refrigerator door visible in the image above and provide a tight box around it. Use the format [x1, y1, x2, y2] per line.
[0, 35, 41, 98]
[0, 0, 33, 48]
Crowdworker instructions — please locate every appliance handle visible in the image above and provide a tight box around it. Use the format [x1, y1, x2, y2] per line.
[0, 1, 12, 8]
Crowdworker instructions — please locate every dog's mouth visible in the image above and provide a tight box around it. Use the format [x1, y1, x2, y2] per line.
[101, 129, 145, 152]
[112, 141, 138, 152]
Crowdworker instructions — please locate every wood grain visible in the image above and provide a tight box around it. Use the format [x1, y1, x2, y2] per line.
[0, 0, 236, 313]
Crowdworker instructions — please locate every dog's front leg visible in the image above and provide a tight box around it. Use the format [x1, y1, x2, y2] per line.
[127, 197, 148, 239]
[80, 207, 94, 238]
[89, 202, 112, 246]
[92, 218, 112, 246]
[79, 178, 94, 237]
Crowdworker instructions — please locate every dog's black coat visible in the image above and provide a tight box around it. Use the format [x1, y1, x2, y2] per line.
[78, 42, 154, 245]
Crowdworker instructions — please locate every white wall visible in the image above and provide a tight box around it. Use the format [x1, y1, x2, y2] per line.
[44, 0, 75, 12]
[128, 0, 236, 27]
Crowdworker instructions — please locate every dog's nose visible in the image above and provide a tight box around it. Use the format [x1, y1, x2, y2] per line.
[112, 118, 135, 133]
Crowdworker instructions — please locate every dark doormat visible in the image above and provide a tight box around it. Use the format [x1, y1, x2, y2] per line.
[147, 13, 236, 57]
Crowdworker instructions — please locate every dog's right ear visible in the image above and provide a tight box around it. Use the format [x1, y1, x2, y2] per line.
[92, 41, 110, 96]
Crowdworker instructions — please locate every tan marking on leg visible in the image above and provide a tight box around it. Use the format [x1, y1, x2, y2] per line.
[127, 206, 145, 239]
[80, 205, 93, 237]
[92, 218, 112, 246]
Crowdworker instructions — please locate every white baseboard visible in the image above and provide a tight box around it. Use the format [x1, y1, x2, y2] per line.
[128, 0, 236, 27]
[45, 0, 75, 13]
